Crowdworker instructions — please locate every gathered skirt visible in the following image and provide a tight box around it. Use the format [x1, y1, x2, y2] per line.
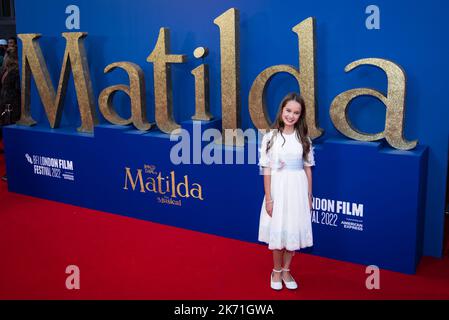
[258, 169, 313, 251]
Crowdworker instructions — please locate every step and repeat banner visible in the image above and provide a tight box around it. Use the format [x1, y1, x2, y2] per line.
[5, 0, 449, 274]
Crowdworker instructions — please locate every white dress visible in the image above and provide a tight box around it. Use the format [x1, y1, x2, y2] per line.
[258, 130, 315, 251]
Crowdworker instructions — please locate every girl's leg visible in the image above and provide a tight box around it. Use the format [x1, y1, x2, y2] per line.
[272, 249, 284, 282]
[282, 250, 296, 281]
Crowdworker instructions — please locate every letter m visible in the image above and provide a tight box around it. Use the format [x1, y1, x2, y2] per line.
[352, 204, 364, 217]
[123, 168, 145, 193]
[17, 33, 97, 132]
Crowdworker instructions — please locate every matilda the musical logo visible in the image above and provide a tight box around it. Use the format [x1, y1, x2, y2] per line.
[123, 165, 204, 206]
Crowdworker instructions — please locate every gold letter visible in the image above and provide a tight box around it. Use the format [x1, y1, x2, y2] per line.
[17, 33, 97, 132]
[214, 8, 242, 145]
[145, 177, 157, 193]
[147, 28, 186, 134]
[176, 175, 190, 198]
[248, 18, 323, 139]
[330, 58, 417, 150]
[191, 64, 213, 121]
[99, 62, 153, 131]
[190, 183, 204, 200]
[123, 168, 145, 193]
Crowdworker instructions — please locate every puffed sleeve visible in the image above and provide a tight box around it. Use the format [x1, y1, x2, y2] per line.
[258, 131, 272, 168]
[304, 137, 315, 167]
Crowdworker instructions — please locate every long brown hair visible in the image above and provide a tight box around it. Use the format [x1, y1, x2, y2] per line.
[266, 93, 311, 160]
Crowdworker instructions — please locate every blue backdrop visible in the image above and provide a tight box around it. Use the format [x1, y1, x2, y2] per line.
[5, 0, 449, 272]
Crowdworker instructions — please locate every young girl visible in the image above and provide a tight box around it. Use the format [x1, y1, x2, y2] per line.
[258, 92, 315, 290]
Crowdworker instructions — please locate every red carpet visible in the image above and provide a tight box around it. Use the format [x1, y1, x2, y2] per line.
[1, 146, 449, 300]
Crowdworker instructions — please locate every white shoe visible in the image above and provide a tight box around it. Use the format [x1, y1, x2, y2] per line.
[282, 268, 298, 290]
[270, 268, 283, 290]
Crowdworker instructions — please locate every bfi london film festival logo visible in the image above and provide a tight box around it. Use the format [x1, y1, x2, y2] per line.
[311, 197, 365, 232]
[25, 153, 75, 181]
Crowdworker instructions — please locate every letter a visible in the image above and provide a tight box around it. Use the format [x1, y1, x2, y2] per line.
[365, 265, 380, 290]
[365, 5, 380, 30]
[65, 5, 80, 30]
[65, 265, 80, 290]
[330, 58, 417, 150]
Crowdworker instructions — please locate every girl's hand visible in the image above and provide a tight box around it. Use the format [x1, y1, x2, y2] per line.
[266, 200, 273, 217]
[308, 194, 313, 210]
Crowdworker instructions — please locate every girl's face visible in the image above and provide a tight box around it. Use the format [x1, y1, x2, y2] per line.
[281, 100, 301, 127]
